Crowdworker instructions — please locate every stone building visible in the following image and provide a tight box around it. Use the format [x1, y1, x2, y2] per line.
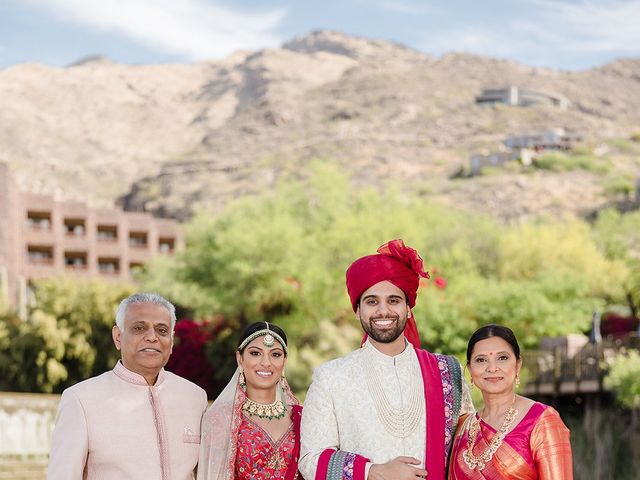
[0, 163, 182, 312]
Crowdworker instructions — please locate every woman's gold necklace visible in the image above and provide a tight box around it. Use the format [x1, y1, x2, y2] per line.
[462, 396, 518, 471]
[242, 396, 287, 420]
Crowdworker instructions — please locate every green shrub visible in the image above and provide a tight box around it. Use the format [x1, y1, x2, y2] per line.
[609, 138, 634, 152]
[604, 174, 636, 200]
[604, 350, 640, 409]
[533, 151, 611, 174]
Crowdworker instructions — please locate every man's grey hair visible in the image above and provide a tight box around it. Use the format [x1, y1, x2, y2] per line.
[115, 292, 176, 331]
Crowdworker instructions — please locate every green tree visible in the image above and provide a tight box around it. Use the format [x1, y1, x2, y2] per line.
[0, 309, 68, 392]
[593, 209, 640, 316]
[0, 278, 134, 392]
[33, 278, 136, 387]
[139, 162, 635, 394]
[498, 220, 628, 300]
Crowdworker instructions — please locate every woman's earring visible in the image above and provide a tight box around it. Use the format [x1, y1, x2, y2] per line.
[239, 369, 246, 390]
[515, 375, 521, 389]
[281, 368, 286, 381]
[469, 380, 474, 391]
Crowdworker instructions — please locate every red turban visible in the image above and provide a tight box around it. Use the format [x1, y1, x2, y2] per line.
[346, 239, 429, 349]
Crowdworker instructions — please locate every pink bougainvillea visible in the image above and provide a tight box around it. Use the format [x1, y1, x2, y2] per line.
[165, 319, 217, 398]
[600, 313, 639, 339]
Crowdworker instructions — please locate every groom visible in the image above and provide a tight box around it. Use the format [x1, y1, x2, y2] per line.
[299, 240, 473, 480]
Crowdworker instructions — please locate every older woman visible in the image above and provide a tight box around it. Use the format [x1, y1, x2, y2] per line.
[448, 324, 573, 479]
[198, 321, 302, 480]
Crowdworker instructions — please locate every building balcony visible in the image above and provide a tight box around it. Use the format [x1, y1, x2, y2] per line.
[64, 220, 86, 238]
[26, 222, 52, 232]
[158, 237, 176, 254]
[65, 264, 88, 271]
[26, 211, 52, 232]
[128, 249, 152, 264]
[98, 258, 120, 276]
[97, 225, 118, 243]
[27, 245, 54, 266]
[62, 236, 92, 251]
[24, 228, 55, 244]
[65, 252, 88, 271]
[27, 257, 54, 266]
[94, 243, 125, 258]
[97, 236, 118, 243]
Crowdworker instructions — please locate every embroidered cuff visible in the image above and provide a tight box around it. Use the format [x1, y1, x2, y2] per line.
[316, 449, 368, 480]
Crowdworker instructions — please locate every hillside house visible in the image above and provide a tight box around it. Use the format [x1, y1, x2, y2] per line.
[469, 150, 517, 175]
[469, 128, 582, 175]
[504, 128, 583, 151]
[476, 86, 570, 109]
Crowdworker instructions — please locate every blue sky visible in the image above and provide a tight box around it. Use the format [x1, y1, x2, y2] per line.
[1, 0, 639, 70]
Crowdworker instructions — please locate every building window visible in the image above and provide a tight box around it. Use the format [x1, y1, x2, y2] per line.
[65, 251, 88, 269]
[97, 225, 118, 242]
[64, 218, 86, 237]
[129, 262, 144, 273]
[27, 245, 54, 265]
[158, 237, 175, 254]
[98, 257, 120, 274]
[26, 211, 52, 231]
[129, 231, 148, 248]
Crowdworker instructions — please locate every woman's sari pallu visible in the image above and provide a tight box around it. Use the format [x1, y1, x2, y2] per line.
[448, 402, 573, 479]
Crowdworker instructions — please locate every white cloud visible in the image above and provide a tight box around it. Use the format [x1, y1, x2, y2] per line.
[423, 28, 527, 60]
[524, 0, 640, 54]
[378, 1, 433, 15]
[421, 0, 640, 67]
[21, 0, 286, 60]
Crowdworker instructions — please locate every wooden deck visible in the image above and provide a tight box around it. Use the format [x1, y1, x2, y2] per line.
[521, 336, 639, 396]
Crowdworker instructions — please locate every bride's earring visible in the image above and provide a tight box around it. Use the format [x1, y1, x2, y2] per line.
[239, 368, 246, 390]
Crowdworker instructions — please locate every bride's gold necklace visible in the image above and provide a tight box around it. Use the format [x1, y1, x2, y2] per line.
[463, 396, 518, 471]
[242, 396, 287, 420]
[243, 395, 288, 471]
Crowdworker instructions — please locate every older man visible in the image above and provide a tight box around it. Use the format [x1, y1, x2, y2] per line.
[299, 240, 473, 480]
[48, 292, 208, 480]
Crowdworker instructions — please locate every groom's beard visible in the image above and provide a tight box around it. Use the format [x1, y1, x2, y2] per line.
[360, 313, 407, 343]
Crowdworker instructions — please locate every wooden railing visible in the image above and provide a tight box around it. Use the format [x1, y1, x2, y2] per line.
[521, 336, 640, 396]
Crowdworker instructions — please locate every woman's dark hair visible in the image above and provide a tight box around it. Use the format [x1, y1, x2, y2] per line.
[466, 324, 521, 364]
[237, 321, 288, 354]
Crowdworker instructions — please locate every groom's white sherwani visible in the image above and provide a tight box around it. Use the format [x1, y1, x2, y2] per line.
[299, 340, 428, 478]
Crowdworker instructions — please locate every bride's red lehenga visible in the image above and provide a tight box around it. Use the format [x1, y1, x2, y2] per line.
[198, 368, 302, 480]
[235, 415, 299, 479]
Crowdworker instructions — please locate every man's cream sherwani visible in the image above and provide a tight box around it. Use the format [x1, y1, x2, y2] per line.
[299, 340, 430, 479]
[47, 361, 208, 480]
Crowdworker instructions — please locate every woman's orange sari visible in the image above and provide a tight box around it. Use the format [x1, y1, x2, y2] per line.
[448, 402, 573, 479]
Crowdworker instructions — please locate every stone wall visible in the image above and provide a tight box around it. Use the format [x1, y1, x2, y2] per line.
[0, 392, 59, 480]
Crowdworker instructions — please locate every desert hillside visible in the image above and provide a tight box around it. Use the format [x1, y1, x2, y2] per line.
[2, 31, 639, 220]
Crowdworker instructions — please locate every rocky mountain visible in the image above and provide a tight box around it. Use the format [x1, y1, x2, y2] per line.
[2, 30, 639, 220]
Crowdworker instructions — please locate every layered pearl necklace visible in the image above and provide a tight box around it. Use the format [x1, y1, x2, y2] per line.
[242, 396, 287, 420]
[363, 344, 424, 438]
[462, 396, 518, 471]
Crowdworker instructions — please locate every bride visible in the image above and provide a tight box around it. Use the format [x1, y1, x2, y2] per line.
[198, 321, 302, 480]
